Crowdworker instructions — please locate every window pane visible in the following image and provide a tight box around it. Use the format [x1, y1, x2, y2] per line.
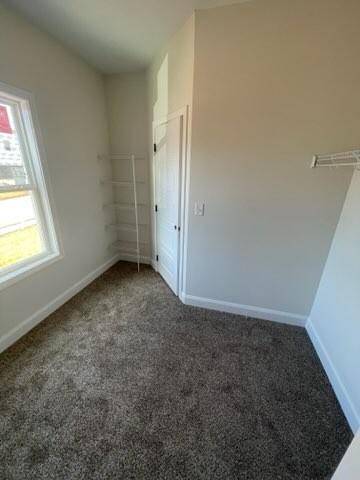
[0, 103, 29, 187]
[0, 191, 44, 270]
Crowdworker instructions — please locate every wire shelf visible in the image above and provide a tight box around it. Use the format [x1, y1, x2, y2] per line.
[312, 149, 360, 169]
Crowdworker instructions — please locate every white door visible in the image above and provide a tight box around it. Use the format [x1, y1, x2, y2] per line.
[154, 114, 183, 295]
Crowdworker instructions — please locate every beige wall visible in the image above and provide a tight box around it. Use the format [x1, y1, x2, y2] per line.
[186, 0, 360, 318]
[147, 14, 195, 258]
[105, 73, 148, 155]
[105, 73, 151, 259]
[0, 4, 112, 343]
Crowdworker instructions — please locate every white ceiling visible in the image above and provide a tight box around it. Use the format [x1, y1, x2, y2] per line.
[2, 0, 247, 73]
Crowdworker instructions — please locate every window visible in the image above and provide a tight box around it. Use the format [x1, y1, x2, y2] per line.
[0, 82, 60, 289]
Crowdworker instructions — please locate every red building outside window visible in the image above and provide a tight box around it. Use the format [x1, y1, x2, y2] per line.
[0, 105, 12, 134]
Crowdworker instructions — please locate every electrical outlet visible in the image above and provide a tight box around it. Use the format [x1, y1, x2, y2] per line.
[194, 202, 205, 216]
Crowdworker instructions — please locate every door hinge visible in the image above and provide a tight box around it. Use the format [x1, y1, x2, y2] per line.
[156, 255, 159, 262]
[153, 143, 157, 153]
[155, 204, 158, 213]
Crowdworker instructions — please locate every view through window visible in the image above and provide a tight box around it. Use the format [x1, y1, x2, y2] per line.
[0, 103, 43, 269]
[0, 85, 59, 285]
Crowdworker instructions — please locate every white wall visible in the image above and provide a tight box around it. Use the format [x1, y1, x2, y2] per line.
[0, 4, 113, 348]
[105, 73, 151, 260]
[147, 14, 195, 259]
[105, 73, 148, 155]
[332, 433, 360, 479]
[147, 14, 195, 122]
[185, 0, 360, 323]
[308, 171, 360, 432]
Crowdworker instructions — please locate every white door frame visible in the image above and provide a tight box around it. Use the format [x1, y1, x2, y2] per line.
[152, 106, 190, 298]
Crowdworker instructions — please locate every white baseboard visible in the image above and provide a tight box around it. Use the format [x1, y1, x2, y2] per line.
[117, 253, 152, 265]
[0, 255, 120, 354]
[181, 293, 307, 327]
[306, 320, 360, 433]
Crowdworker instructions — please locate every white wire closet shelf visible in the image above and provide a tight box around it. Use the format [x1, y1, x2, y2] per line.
[106, 222, 147, 232]
[110, 154, 146, 161]
[100, 152, 148, 272]
[103, 202, 147, 211]
[311, 149, 360, 168]
[98, 153, 145, 161]
[106, 223, 137, 233]
[109, 240, 148, 254]
[101, 179, 145, 186]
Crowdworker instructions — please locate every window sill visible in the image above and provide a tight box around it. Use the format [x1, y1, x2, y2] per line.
[0, 252, 63, 292]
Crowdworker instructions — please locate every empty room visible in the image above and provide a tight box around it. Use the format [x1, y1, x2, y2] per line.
[0, 0, 359, 478]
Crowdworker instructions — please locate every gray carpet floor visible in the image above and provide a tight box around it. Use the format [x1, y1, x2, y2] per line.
[0, 262, 352, 480]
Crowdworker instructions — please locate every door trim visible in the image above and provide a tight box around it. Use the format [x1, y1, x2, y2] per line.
[152, 106, 190, 298]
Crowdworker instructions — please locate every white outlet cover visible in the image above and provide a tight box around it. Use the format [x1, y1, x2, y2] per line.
[194, 202, 205, 216]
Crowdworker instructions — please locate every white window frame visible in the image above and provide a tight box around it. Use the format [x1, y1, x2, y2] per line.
[0, 81, 62, 291]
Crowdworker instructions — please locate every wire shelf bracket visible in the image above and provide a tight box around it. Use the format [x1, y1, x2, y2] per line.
[311, 149, 360, 169]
